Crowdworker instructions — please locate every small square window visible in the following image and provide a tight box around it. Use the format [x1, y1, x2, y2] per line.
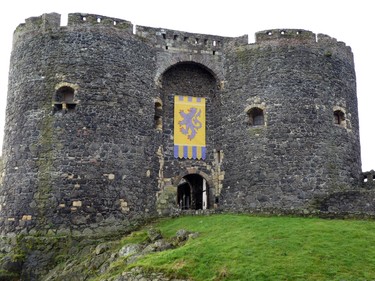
[248, 107, 264, 126]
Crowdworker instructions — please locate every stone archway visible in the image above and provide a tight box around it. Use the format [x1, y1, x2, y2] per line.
[177, 174, 209, 210]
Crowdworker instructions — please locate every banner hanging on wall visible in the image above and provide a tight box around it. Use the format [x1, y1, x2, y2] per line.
[174, 95, 206, 160]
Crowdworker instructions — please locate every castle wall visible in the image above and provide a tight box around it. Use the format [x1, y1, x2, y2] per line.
[220, 29, 361, 211]
[0, 14, 368, 235]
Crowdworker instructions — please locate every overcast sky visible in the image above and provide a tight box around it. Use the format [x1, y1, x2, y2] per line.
[0, 0, 374, 171]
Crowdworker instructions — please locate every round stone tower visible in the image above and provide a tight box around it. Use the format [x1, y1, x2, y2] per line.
[220, 29, 361, 211]
[0, 13, 160, 235]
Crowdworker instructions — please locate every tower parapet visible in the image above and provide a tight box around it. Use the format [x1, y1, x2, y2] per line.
[67, 13, 133, 34]
[21, 13, 61, 31]
[254, 29, 353, 64]
[361, 170, 375, 189]
[136, 25, 248, 54]
[316, 33, 354, 63]
[13, 13, 61, 45]
[255, 28, 315, 43]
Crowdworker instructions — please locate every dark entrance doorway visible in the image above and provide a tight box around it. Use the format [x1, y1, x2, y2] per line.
[177, 174, 208, 210]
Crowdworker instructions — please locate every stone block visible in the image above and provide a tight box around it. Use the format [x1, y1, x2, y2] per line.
[72, 201, 82, 207]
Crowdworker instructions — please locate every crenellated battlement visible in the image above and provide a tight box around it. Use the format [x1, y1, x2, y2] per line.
[14, 13, 352, 59]
[67, 13, 133, 33]
[254, 28, 353, 62]
[136, 25, 247, 53]
[15, 13, 61, 33]
[361, 170, 375, 189]
[15, 13, 133, 35]
[255, 28, 351, 49]
[14, 13, 247, 54]
[256, 29, 316, 43]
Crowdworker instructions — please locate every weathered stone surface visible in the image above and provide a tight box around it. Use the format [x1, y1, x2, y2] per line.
[118, 243, 143, 257]
[175, 229, 190, 242]
[0, 12, 372, 245]
[0, 255, 23, 274]
[147, 228, 163, 242]
[95, 242, 111, 255]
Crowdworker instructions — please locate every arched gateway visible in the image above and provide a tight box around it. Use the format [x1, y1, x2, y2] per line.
[177, 174, 209, 210]
[157, 60, 221, 213]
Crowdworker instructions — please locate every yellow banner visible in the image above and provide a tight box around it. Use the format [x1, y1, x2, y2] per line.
[174, 95, 206, 159]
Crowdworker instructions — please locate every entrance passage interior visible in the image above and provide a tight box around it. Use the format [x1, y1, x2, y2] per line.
[177, 174, 208, 210]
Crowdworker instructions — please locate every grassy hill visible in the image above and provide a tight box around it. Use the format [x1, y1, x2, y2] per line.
[126, 214, 375, 281]
[5, 214, 375, 280]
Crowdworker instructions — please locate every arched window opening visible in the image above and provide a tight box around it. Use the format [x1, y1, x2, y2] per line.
[334, 110, 346, 127]
[248, 107, 264, 126]
[54, 86, 76, 113]
[154, 101, 163, 130]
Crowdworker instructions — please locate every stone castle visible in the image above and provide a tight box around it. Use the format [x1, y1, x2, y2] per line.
[1, 12, 374, 236]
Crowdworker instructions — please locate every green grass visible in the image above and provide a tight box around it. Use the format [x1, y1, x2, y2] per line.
[126, 214, 375, 281]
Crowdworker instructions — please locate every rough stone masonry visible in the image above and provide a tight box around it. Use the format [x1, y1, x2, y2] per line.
[0, 12, 374, 237]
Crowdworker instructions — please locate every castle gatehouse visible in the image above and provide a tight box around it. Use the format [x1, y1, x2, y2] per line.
[0, 13, 373, 236]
